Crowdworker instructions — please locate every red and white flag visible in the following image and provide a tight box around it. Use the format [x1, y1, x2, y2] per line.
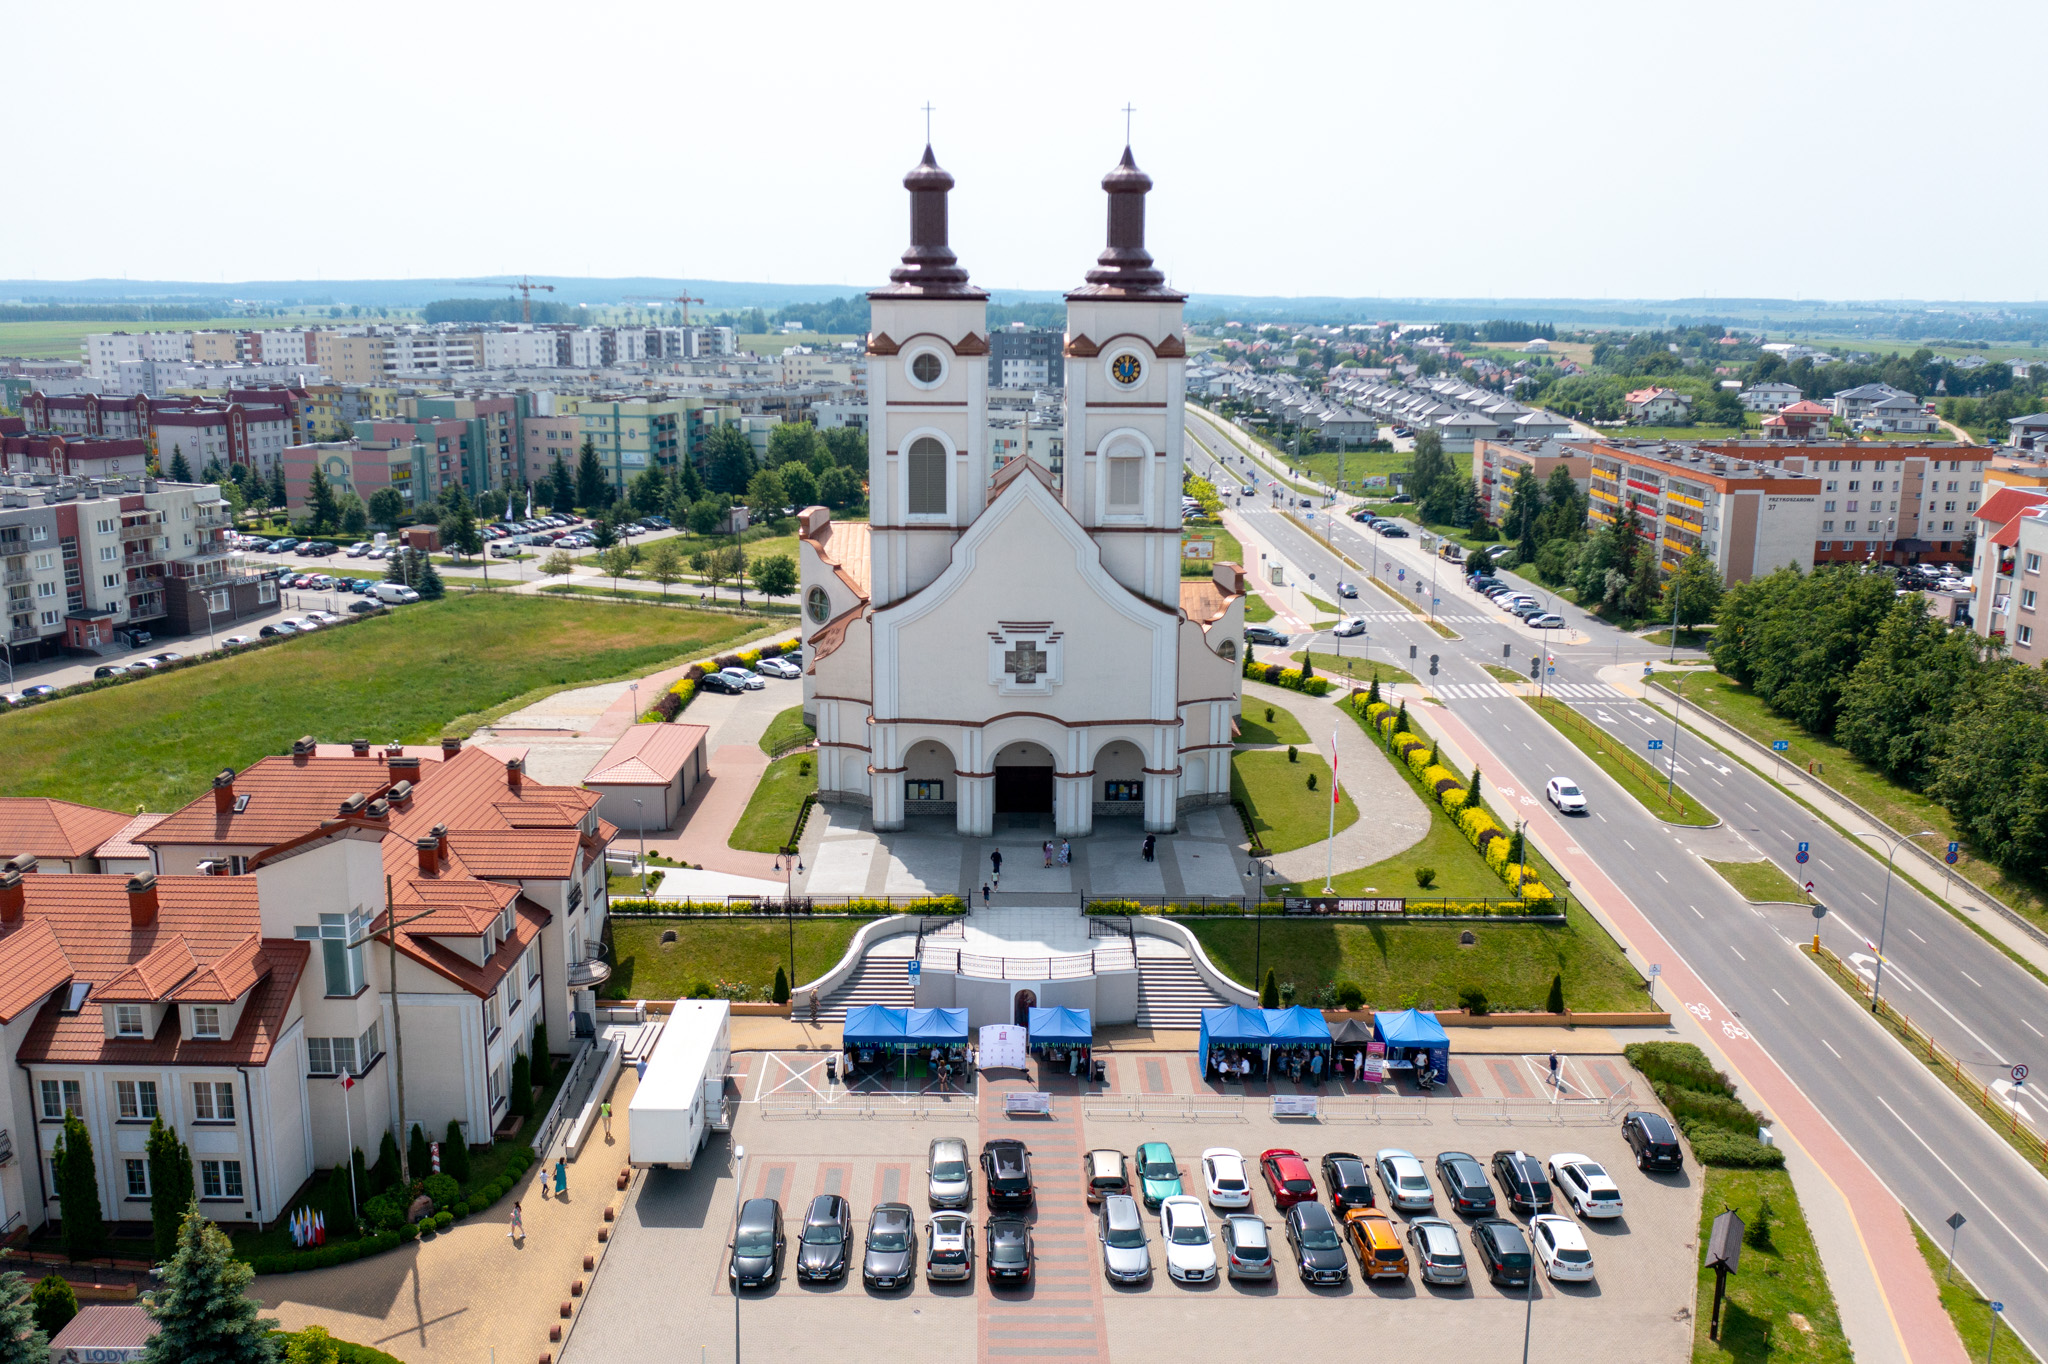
[338, 1073, 355, 1092]
[1331, 729, 1341, 805]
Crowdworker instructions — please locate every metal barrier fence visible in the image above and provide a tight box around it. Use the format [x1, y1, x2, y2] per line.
[1531, 695, 1686, 814]
[758, 1094, 980, 1122]
[530, 1039, 596, 1156]
[1079, 1087, 1633, 1127]
[919, 945, 1136, 980]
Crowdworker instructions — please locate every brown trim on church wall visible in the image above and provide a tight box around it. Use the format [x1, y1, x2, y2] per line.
[1178, 742, 1235, 753]
[867, 332, 900, 355]
[1141, 766, 1183, 777]
[882, 401, 969, 409]
[1086, 402, 1168, 409]
[1155, 335, 1187, 358]
[954, 332, 990, 357]
[874, 712, 1181, 729]
[811, 693, 871, 705]
[817, 741, 871, 752]
[1064, 334, 1101, 358]
[1178, 694, 1243, 706]
[868, 765, 907, 775]
[1053, 769, 1095, 780]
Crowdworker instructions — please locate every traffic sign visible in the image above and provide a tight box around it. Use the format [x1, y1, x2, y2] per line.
[1805, 881, 1815, 895]
[2014, 1064, 2030, 1084]
[1648, 963, 1662, 978]
[906, 959, 921, 979]
[1771, 740, 1790, 752]
[1798, 842, 1809, 853]
[1947, 842, 1960, 865]
[1398, 569, 1406, 581]
[1812, 903, 1827, 920]
[1947, 1211, 1967, 1231]
[1647, 739, 1665, 751]
[1796, 851, 1808, 864]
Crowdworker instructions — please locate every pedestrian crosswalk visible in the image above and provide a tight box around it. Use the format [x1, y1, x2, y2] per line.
[1433, 683, 1513, 699]
[1319, 611, 1491, 626]
[1543, 682, 1625, 699]
[1430, 681, 1624, 701]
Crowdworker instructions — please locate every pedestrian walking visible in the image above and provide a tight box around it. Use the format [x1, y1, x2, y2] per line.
[981, 881, 991, 906]
[1058, 839, 1070, 866]
[554, 1156, 569, 1199]
[1547, 1051, 1561, 1089]
[990, 848, 1002, 886]
[507, 1200, 525, 1242]
[1043, 840, 1054, 868]
[1141, 833, 1156, 862]
[601, 1100, 612, 1137]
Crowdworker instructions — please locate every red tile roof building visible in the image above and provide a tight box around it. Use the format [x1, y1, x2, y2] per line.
[0, 798, 137, 871]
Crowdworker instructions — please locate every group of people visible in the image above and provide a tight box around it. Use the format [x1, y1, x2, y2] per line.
[1037, 1043, 1093, 1078]
[843, 1042, 974, 1084]
[1037, 841, 1072, 869]
[1209, 1044, 1331, 1085]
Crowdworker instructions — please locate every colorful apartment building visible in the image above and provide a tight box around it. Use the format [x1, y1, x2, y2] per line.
[1578, 440, 1821, 582]
[1471, 438, 1592, 526]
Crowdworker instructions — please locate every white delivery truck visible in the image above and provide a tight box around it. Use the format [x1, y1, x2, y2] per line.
[628, 999, 732, 1170]
[371, 582, 420, 604]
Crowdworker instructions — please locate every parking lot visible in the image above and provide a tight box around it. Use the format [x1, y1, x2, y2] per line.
[562, 1050, 1699, 1364]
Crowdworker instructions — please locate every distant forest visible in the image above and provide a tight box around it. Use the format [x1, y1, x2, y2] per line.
[0, 303, 222, 322]
[421, 297, 580, 325]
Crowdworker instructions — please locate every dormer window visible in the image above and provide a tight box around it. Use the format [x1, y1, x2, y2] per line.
[114, 1004, 145, 1037]
[192, 1006, 221, 1039]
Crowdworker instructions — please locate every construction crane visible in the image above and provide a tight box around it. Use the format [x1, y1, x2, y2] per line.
[624, 292, 706, 326]
[454, 276, 556, 324]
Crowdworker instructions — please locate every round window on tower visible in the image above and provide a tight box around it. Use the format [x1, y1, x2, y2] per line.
[909, 351, 944, 385]
[1218, 639, 1237, 662]
[1110, 353, 1143, 387]
[807, 586, 831, 624]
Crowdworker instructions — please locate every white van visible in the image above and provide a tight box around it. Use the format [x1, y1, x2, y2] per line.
[371, 582, 420, 604]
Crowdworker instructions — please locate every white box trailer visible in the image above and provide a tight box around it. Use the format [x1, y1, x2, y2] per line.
[628, 1000, 732, 1170]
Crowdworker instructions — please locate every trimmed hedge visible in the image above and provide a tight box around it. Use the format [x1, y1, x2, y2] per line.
[609, 896, 964, 916]
[251, 1144, 536, 1274]
[1622, 1040, 1785, 1169]
[1242, 656, 1334, 696]
[645, 638, 803, 723]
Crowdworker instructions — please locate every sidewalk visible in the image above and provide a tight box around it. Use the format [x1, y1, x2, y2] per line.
[262, 1067, 639, 1364]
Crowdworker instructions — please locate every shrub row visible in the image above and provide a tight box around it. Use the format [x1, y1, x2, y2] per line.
[251, 1146, 537, 1275]
[1242, 657, 1334, 696]
[1082, 898, 1559, 919]
[270, 1329, 406, 1364]
[1354, 695, 1556, 905]
[1622, 1040, 1785, 1169]
[644, 637, 804, 723]
[610, 896, 963, 917]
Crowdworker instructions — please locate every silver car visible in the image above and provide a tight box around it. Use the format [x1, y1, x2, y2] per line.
[1406, 1216, 1468, 1286]
[1219, 1213, 1274, 1280]
[1097, 1194, 1151, 1284]
[924, 1211, 974, 1282]
[927, 1137, 971, 1208]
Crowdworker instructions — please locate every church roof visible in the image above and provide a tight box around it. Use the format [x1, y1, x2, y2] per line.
[1068, 147, 1185, 302]
[1179, 579, 1236, 626]
[803, 514, 871, 602]
[870, 146, 987, 302]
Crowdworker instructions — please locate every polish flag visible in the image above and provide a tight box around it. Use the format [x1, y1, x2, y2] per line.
[338, 1073, 355, 1092]
[1331, 729, 1341, 805]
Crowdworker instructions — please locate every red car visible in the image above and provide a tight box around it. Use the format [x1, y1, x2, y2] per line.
[1259, 1149, 1318, 1210]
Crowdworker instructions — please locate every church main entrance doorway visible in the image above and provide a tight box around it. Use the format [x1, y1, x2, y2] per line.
[992, 742, 1055, 814]
[1013, 989, 1037, 1026]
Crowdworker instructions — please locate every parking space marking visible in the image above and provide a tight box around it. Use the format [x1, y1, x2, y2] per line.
[873, 1161, 910, 1208]
[1142, 1058, 1168, 1094]
[815, 1161, 853, 1200]
[1487, 1059, 1531, 1097]
[755, 1161, 793, 1202]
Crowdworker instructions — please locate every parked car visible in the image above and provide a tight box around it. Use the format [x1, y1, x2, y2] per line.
[148, 652, 182, 665]
[1200, 1148, 1252, 1209]
[1097, 1193, 1151, 1284]
[1492, 1150, 1553, 1216]
[348, 542, 370, 557]
[92, 665, 128, 680]
[718, 667, 765, 690]
[796, 1194, 852, 1282]
[980, 1140, 1033, 1209]
[1434, 1151, 1496, 1216]
[984, 1218, 1032, 1287]
[1136, 1142, 1182, 1209]
[347, 600, 383, 616]
[1332, 616, 1366, 638]
[1259, 1149, 1317, 1210]
[698, 672, 746, 695]
[259, 622, 299, 638]
[1527, 613, 1565, 629]
[1219, 1213, 1273, 1281]
[1376, 1149, 1434, 1213]
[1320, 1152, 1375, 1215]
[1530, 1213, 1595, 1282]
[1244, 625, 1290, 647]
[1471, 1217, 1532, 1288]
[1282, 1202, 1349, 1285]
[221, 635, 254, 647]
[1407, 1217, 1469, 1285]
[862, 1202, 917, 1290]
[924, 1210, 974, 1282]
[1159, 1195, 1217, 1284]
[270, 537, 300, 552]
[1342, 1208, 1408, 1280]
[1622, 1110, 1686, 1171]
[1084, 1148, 1130, 1205]
[729, 1197, 785, 1289]
[1545, 778, 1587, 814]
[1378, 524, 1409, 538]
[1549, 1154, 1625, 1219]
[756, 655, 802, 679]
[928, 1137, 972, 1208]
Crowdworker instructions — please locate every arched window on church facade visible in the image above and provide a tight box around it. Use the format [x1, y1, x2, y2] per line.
[906, 436, 948, 516]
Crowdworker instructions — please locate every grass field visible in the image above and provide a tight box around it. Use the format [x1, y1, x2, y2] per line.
[1236, 699, 1311, 746]
[1291, 447, 1407, 493]
[1643, 627, 1715, 648]
[1243, 593, 1277, 623]
[1692, 1167, 1851, 1364]
[730, 752, 816, 853]
[1911, 1215, 2046, 1364]
[1231, 749, 1357, 854]
[602, 918, 865, 999]
[759, 705, 815, 757]
[1618, 425, 1752, 441]
[1182, 525, 1243, 578]
[1706, 858, 1813, 904]
[1482, 664, 1525, 684]
[0, 595, 755, 812]
[1787, 334, 2047, 366]
[737, 331, 862, 356]
[1526, 696, 1715, 825]
[1292, 650, 1417, 686]
[0, 313, 346, 360]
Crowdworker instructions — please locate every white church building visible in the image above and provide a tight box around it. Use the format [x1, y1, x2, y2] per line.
[798, 144, 1245, 838]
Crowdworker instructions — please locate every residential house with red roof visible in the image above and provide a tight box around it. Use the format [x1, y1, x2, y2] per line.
[0, 799, 138, 872]
[1971, 486, 2048, 656]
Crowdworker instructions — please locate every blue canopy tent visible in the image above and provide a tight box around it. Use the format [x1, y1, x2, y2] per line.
[841, 1005, 908, 1044]
[905, 1007, 969, 1043]
[1373, 1008, 1451, 1085]
[1026, 1007, 1093, 1042]
[1267, 1006, 1333, 1044]
[1198, 1005, 1272, 1076]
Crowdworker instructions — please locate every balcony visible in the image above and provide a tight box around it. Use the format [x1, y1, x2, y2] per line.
[9, 627, 36, 644]
[122, 547, 164, 565]
[2, 566, 28, 587]
[119, 521, 161, 542]
[566, 956, 612, 991]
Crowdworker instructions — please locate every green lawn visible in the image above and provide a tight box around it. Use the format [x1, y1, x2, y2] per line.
[1643, 627, 1715, 649]
[1526, 696, 1716, 825]
[0, 313, 347, 360]
[759, 705, 815, 756]
[606, 871, 666, 896]
[1911, 1219, 2045, 1364]
[1292, 650, 1417, 686]
[1482, 664, 1525, 685]
[0, 595, 755, 812]
[1231, 749, 1357, 854]
[1236, 700, 1311, 746]
[736, 331, 862, 356]
[729, 752, 817, 853]
[1706, 859, 1813, 904]
[1185, 898, 1645, 1012]
[604, 917, 866, 999]
[1243, 593, 1277, 623]
[1693, 1167, 1851, 1364]
[1181, 525, 1243, 578]
[1621, 425, 1751, 441]
[1290, 447, 1407, 493]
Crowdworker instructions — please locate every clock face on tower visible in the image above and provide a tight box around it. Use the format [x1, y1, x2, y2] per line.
[1110, 353, 1143, 387]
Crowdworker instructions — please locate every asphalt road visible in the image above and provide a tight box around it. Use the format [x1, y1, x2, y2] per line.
[1192, 417, 2048, 1354]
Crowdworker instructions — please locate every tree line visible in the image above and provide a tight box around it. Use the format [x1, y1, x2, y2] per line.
[1712, 564, 2048, 878]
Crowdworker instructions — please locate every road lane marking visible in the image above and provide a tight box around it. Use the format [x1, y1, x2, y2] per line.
[1656, 870, 1669, 883]
[1908, 929, 1927, 943]
[1623, 839, 1636, 851]
[1690, 905, 1703, 918]
[1961, 971, 1982, 988]
[1731, 946, 1746, 961]
[1773, 988, 1790, 1005]
[1862, 892, 1878, 905]
[1875, 1094, 2048, 1279]
[1818, 858, 1834, 871]
[1822, 1038, 1842, 1059]
[2025, 1019, 2044, 1038]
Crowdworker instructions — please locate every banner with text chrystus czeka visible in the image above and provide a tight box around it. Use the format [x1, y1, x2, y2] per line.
[1285, 897, 1405, 915]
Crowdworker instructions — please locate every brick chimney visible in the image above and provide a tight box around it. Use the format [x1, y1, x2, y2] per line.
[127, 872, 159, 929]
[388, 779, 414, 808]
[0, 868, 22, 923]
[432, 823, 449, 860]
[339, 793, 366, 817]
[440, 735, 462, 758]
[351, 739, 371, 757]
[291, 734, 316, 762]
[415, 836, 440, 875]
[384, 742, 405, 760]
[212, 768, 236, 814]
[506, 757, 523, 792]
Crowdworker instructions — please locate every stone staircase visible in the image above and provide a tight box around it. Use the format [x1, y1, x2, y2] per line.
[1134, 953, 1229, 1028]
[816, 952, 917, 1022]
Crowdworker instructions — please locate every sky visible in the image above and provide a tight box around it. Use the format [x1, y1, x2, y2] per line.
[9, 0, 2046, 303]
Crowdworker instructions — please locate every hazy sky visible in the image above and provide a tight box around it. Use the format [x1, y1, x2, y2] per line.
[10, 0, 2045, 301]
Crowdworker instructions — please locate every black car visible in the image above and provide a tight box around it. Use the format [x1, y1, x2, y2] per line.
[729, 1197, 785, 1288]
[1320, 1152, 1375, 1215]
[1435, 1151, 1497, 1216]
[698, 671, 746, 695]
[1491, 1150, 1553, 1216]
[1622, 1110, 1686, 1172]
[348, 599, 383, 615]
[1282, 1202, 1349, 1285]
[985, 1218, 1033, 1287]
[862, 1202, 917, 1289]
[796, 1194, 852, 1282]
[1471, 1218, 1532, 1287]
[1244, 625, 1291, 647]
[980, 1140, 1034, 1209]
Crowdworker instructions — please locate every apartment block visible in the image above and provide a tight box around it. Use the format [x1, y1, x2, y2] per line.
[1972, 487, 2048, 654]
[576, 396, 686, 489]
[988, 328, 1064, 390]
[1689, 440, 1988, 564]
[1578, 440, 1821, 583]
[1472, 438, 1593, 526]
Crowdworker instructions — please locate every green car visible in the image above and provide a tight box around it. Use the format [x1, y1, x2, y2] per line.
[1136, 1142, 1182, 1209]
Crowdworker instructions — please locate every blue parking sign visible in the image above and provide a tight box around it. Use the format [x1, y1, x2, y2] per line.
[1797, 842, 1809, 854]
[1947, 842, 1960, 865]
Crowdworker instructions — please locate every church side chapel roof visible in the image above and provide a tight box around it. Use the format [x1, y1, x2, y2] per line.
[803, 516, 871, 602]
[1178, 579, 1235, 626]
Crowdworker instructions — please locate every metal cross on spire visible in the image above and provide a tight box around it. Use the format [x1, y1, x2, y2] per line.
[1122, 103, 1135, 144]
[923, 102, 934, 143]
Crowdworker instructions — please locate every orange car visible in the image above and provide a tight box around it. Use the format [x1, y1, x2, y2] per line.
[1342, 1208, 1409, 1280]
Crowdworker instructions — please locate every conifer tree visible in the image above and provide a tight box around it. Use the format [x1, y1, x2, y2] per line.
[167, 446, 193, 483]
[146, 1117, 195, 1264]
[53, 1114, 105, 1262]
[0, 1263, 50, 1363]
[139, 1202, 280, 1364]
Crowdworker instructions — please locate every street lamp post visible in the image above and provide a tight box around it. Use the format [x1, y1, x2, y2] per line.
[1858, 828, 1938, 1010]
[633, 797, 646, 889]
[731, 1144, 747, 1363]
[1246, 858, 1273, 989]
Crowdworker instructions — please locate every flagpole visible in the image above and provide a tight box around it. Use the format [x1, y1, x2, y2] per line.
[1324, 726, 1338, 892]
[342, 1072, 357, 1213]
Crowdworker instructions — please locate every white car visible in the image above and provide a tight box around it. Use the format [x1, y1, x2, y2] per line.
[1331, 616, 1366, 638]
[348, 542, 370, 557]
[1158, 1195, 1216, 1283]
[756, 656, 802, 679]
[1529, 1213, 1595, 1281]
[924, 1210, 974, 1283]
[1199, 1148, 1252, 1209]
[1528, 613, 1566, 630]
[221, 635, 253, 648]
[1374, 1149, 1434, 1213]
[293, 616, 324, 631]
[719, 666, 765, 691]
[1549, 1154, 1625, 1219]
[1545, 777, 1586, 814]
